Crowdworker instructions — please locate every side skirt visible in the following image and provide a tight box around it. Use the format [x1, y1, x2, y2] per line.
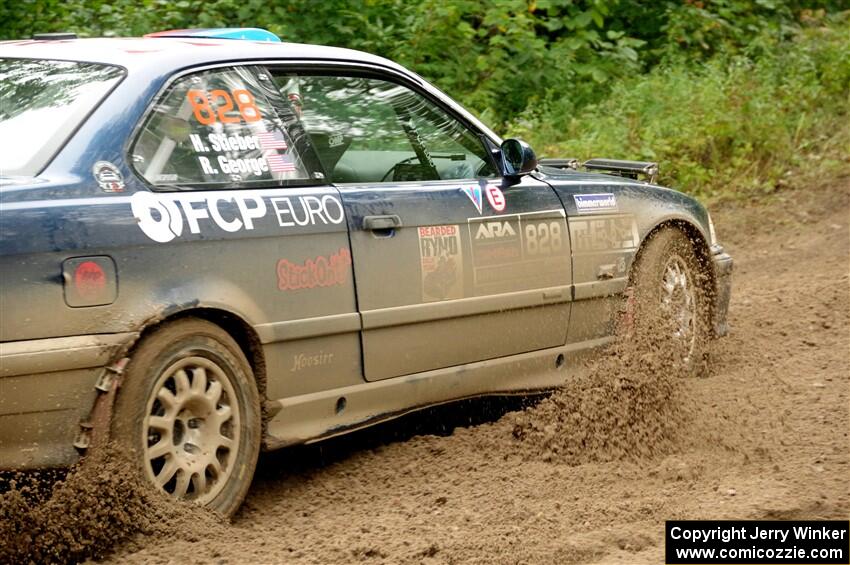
[262, 336, 613, 450]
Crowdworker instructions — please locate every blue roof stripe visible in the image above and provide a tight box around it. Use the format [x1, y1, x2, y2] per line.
[145, 28, 281, 42]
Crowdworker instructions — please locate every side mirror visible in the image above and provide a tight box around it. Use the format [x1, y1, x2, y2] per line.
[500, 138, 538, 177]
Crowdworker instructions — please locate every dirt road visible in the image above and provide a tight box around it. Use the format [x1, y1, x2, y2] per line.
[4, 179, 849, 564]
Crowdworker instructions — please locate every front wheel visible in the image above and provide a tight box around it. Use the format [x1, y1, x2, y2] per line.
[112, 318, 261, 517]
[629, 228, 712, 376]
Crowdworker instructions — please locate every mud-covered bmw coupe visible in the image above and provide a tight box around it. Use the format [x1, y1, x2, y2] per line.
[0, 28, 732, 515]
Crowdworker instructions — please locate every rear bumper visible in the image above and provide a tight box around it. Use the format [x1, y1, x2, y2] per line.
[711, 244, 733, 337]
[0, 332, 135, 469]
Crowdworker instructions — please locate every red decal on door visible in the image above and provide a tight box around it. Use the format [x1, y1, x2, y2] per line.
[277, 248, 352, 291]
[485, 185, 505, 212]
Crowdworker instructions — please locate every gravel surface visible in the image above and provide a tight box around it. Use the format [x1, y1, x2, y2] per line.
[2, 177, 847, 565]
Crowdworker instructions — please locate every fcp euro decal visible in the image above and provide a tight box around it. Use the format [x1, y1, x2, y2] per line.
[131, 191, 184, 243]
[130, 191, 345, 243]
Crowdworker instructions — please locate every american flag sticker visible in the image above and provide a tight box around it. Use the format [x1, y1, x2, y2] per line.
[266, 153, 296, 172]
[256, 131, 288, 151]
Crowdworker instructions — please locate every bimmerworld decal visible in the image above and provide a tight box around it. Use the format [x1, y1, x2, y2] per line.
[573, 193, 617, 214]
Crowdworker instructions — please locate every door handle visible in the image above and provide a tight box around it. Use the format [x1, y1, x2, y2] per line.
[363, 215, 403, 231]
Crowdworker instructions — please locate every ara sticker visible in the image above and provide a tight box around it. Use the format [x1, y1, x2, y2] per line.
[92, 161, 125, 193]
[485, 185, 505, 212]
[466, 211, 569, 294]
[461, 185, 483, 214]
[574, 193, 617, 214]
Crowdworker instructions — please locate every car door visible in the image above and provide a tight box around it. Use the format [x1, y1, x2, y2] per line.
[127, 64, 361, 401]
[270, 69, 572, 381]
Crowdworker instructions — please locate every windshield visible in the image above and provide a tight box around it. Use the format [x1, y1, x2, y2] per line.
[0, 58, 124, 177]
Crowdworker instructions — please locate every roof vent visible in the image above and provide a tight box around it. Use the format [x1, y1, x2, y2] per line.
[32, 32, 78, 40]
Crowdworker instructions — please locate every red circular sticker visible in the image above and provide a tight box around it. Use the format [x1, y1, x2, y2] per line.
[486, 185, 506, 212]
[74, 261, 106, 299]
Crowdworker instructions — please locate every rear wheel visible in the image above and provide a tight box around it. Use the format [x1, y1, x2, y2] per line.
[629, 228, 712, 376]
[112, 318, 260, 516]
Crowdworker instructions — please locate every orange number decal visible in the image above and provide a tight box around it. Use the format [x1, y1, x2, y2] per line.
[187, 88, 262, 124]
[232, 89, 262, 122]
[187, 90, 216, 125]
[210, 89, 240, 123]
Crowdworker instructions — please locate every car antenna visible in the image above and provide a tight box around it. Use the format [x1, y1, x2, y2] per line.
[32, 32, 78, 40]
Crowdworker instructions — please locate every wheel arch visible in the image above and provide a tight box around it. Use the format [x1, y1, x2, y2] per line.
[629, 218, 717, 315]
[125, 306, 268, 402]
[107, 309, 264, 516]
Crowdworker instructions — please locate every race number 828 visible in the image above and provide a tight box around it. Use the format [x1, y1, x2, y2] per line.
[187, 89, 262, 125]
[525, 221, 563, 255]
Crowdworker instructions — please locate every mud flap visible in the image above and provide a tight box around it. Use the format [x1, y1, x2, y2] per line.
[73, 358, 129, 453]
[617, 286, 635, 337]
[711, 247, 734, 337]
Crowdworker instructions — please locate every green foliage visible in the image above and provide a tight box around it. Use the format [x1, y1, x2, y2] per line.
[511, 16, 850, 200]
[6, 0, 834, 124]
[1, 1, 848, 199]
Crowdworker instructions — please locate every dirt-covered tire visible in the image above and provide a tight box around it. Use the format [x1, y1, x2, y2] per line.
[629, 228, 712, 377]
[112, 318, 261, 517]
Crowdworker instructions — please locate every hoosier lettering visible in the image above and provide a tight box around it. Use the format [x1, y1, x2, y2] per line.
[291, 351, 334, 372]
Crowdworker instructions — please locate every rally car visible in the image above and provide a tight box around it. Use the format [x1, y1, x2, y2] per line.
[0, 28, 732, 516]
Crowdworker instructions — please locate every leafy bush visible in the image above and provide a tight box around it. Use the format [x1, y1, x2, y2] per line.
[510, 15, 850, 200]
[4, 0, 838, 126]
[1, 1, 847, 199]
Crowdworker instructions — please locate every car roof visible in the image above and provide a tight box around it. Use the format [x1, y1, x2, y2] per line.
[0, 37, 407, 75]
[0, 35, 503, 162]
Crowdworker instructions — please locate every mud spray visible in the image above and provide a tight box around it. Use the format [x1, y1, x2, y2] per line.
[509, 346, 693, 465]
[508, 283, 744, 466]
[0, 294, 741, 564]
[0, 445, 224, 564]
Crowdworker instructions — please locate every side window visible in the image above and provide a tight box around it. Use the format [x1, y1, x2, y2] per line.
[131, 66, 318, 189]
[271, 72, 496, 184]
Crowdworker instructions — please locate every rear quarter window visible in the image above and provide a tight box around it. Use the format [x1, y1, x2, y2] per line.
[131, 66, 319, 190]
